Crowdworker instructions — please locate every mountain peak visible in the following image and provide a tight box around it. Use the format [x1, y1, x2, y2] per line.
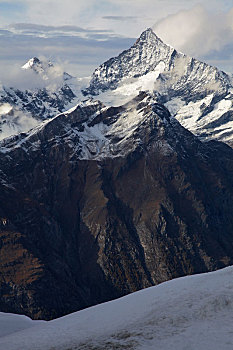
[83, 27, 175, 96]
[22, 57, 42, 69]
[21, 57, 53, 74]
[83, 25, 233, 146]
[21, 57, 73, 81]
[136, 27, 163, 44]
[136, 28, 176, 54]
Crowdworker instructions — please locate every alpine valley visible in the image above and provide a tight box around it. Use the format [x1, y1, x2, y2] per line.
[1, 28, 233, 323]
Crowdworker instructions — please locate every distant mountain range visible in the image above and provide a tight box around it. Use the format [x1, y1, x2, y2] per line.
[1, 29, 233, 145]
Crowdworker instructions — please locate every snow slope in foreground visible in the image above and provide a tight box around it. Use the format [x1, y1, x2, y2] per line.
[0, 313, 45, 338]
[1, 267, 233, 350]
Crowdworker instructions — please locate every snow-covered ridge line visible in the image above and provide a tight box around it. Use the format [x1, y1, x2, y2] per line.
[1, 266, 233, 350]
[0, 92, 175, 160]
[0, 99, 98, 152]
[0, 313, 45, 338]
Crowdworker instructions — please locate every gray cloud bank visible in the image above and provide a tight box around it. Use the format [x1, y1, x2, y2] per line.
[9, 23, 113, 35]
[0, 24, 135, 79]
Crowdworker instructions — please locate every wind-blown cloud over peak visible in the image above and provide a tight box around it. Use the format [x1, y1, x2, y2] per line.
[153, 5, 233, 61]
[0, 57, 67, 91]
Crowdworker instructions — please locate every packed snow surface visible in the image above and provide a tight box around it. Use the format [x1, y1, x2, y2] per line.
[0, 313, 45, 338]
[1, 266, 233, 349]
[98, 62, 165, 106]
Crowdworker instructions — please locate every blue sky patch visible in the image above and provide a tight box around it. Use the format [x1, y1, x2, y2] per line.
[0, 2, 26, 22]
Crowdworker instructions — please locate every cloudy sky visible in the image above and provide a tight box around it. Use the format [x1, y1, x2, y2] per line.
[0, 0, 233, 79]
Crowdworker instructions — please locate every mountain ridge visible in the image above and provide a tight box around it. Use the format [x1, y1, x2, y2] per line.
[1, 27, 233, 320]
[1, 94, 233, 319]
[84, 28, 233, 145]
[1, 29, 233, 145]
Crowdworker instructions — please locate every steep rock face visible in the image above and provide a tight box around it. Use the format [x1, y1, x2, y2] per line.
[84, 29, 175, 95]
[84, 28, 233, 145]
[1, 94, 233, 319]
[85, 29, 229, 99]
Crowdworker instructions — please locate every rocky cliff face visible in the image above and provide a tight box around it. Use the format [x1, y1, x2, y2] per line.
[84, 28, 233, 146]
[1, 93, 233, 319]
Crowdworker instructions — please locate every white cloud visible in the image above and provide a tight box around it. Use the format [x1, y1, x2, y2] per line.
[153, 5, 233, 58]
[0, 107, 39, 141]
[2, 0, 215, 37]
[22, 0, 97, 27]
[0, 103, 12, 116]
[0, 59, 66, 91]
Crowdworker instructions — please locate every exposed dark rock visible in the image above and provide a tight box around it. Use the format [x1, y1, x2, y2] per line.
[0, 95, 233, 320]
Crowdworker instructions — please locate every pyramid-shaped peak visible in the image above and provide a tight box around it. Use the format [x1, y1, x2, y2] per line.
[22, 57, 41, 70]
[140, 27, 157, 38]
[136, 28, 165, 45]
[84, 27, 177, 96]
[22, 57, 53, 71]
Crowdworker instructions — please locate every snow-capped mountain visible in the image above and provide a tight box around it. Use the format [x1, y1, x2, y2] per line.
[84, 28, 233, 145]
[1, 26, 233, 323]
[22, 57, 55, 76]
[0, 57, 79, 140]
[22, 57, 73, 82]
[1, 29, 233, 145]
[1, 266, 233, 350]
[0, 92, 178, 160]
[1, 93, 233, 319]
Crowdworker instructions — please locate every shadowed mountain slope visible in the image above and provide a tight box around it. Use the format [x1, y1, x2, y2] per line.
[0, 93, 233, 319]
